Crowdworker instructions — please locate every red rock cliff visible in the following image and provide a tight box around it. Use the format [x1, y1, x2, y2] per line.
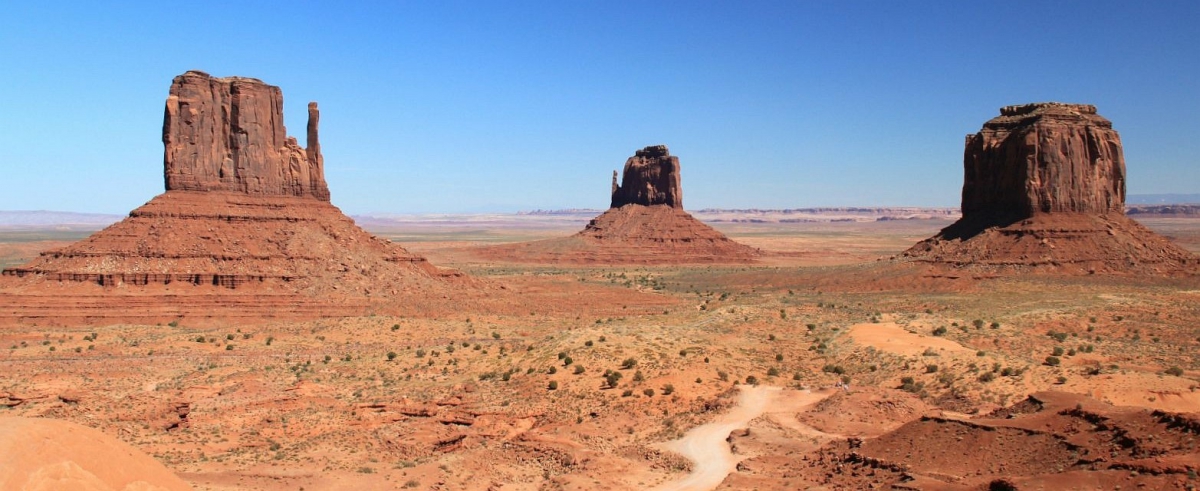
[610, 145, 683, 208]
[162, 70, 330, 201]
[961, 102, 1124, 222]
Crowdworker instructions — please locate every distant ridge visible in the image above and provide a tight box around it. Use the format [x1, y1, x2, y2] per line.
[0, 211, 122, 228]
[1127, 194, 1200, 205]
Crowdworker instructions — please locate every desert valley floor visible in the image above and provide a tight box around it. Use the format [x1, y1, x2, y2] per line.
[2, 213, 1200, 490]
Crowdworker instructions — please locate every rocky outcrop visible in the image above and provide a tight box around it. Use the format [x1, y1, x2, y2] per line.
[162, 70, 329, 200]
[611, 145, 682, 208]
[476, 145, 758, 264]
[905, 103, 1195, 274]
[0, 417, 193, 491]
[1, 71, 469, 323]
[961, 103, 1123, 223]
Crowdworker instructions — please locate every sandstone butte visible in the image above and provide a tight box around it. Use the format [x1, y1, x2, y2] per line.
[0, 71, 467, 324]
[904, 102, 1197, 274]
[475, 145, 760, 264]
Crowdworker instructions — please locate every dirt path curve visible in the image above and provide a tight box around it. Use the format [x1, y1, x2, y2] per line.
[652, 385, 833, 491]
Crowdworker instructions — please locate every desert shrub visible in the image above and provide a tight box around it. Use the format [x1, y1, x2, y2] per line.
[822, 365, 845, 375]
[633, 370, 645, 382]
[621, 357, 637, 369]
[643, 388, 655, 397]
[558, 351, 567, 360]
[492, 332, 501, 339]
[925, 364, 938, 373]
[1052, 347, 1064, 356]
[415, 349, 426, 358]
[225, 344, 233, 351]
[622, 389, 633, 397]
[391, 324, 400, 331]
[973, 319, 985, 329]
[900, 377, 924, 393]
[978, 372, 995, 382]
[573, 365, 585, 375]
[548, 381, 558, 390]
[745, 375, 758, 385]
[717, 371, 729, 381]
[547, 366, 557, 374]
[775, 354, 783, 362]
[932, 326, 948, 336]
[387, 351, 397, 361]
[585, 340, 593, 347]
[990, 322, 1000, 329]
[1047, 331, 1068, 342]
[1166, 366, 1185, 376]
[662, 384, 675, 396]
[767, 367, 780, 377]
[563, 356, 573, 366]
[1044, 356, 1061, 366]
[605, 371, 622, 388]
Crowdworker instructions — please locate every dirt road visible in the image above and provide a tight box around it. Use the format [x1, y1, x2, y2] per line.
[653, 385, 833, 491]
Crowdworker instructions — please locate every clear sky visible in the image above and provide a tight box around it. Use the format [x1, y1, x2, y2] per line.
[2, 1, 1198, 214]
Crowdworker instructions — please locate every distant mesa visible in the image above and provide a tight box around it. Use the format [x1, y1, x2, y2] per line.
[904, 102, 1196, 274]
[1, 71, 465, 323]
[476, 145, 760, 264]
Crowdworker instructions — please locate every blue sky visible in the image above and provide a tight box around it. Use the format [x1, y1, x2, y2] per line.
[2, 1, 1197, 214]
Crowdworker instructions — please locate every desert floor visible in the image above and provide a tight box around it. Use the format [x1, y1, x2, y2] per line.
[2, 216, 1199, 490]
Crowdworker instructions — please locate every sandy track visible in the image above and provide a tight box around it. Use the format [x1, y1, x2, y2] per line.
[653, 385, 833, 491]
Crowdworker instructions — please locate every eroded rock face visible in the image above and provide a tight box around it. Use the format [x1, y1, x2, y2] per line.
[904, 102, 1196, 274]
[610, 145, 682, 208]
[0, 71, 468, 320]
[162, 70, 330, 201]
[962, 102, 1124, 222]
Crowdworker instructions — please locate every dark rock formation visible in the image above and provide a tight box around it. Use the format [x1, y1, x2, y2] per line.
[610, 145, 682, 208]
[905, 103, 1195, 274]
[961, 103, 1123, 224]
[162, 70, 329, 200]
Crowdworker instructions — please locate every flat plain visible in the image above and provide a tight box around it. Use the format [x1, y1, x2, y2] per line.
[2, 213, 1199, 490]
